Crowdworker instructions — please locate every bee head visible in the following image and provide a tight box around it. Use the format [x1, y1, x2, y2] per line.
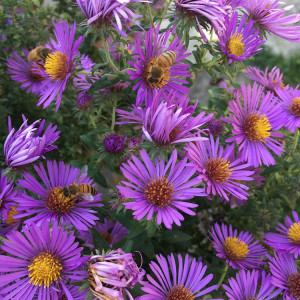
[62, 187, 69, 197]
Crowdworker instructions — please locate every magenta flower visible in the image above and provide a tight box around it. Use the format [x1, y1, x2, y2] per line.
[217, 12, 265, 64]
[6, 49, 48, 95]
[88, 249, 145, 299]
[175, 0, 229, 42]
[0, 221, 87, 299]
[127, 25, 191, 106]
[117, 92, 212, 146]
[223, 0, 241, 9]
[268, 252, 300, 300]
[38, 20, 84, 110]
[0, 170, 17, 221]
[276, 87, 300, 133]
[223, 83, 285, 167]
[103, 133, 126, 154]
[264, 211, 300, 259]
[246, 66, 287, 94]
[206, 118, 223, 136]
[138, 253, 220, 300]
[77, 218, 128, 249]
[4, 115, 60, 168]
[76, 0, 142, 37]
[117, 149, 205, 229]
[210, 223, 267, 270]
[185, 135, 255, 201]
[243, 0, 300, 43]
[223, 269, 282, 299]
[15, 160, 102, 231]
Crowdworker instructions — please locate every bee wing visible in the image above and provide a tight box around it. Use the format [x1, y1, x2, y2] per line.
[75, 193, 94, 202]
[74, 165, 89, 184]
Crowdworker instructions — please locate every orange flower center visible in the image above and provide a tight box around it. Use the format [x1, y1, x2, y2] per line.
[46, 187, 75, 213]
[290, 97, 300, 118]
[205, 158, 232, 183]
[287, 273, 300, 299]
[166, 284, 195, 300]
[44, 51, 68, 81]
[244, 113, 271, 142]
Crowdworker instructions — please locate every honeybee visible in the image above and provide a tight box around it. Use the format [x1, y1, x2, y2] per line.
[62, 166, 98, 203]
[28, 46, 52, 64]
[144, 51, 177, 87]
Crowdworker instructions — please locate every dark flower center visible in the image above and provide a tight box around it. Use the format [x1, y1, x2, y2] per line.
[169, 126, 181, 142]
[287, 273, 300, 299]
[144, 177, 174, 208]
[166, 284, 195, 300]
[46, 187, 75, 213]
[290, 97, 300, 118]
[244, 113, 271, 142]
[100, 230, 113, 245]
[28, 66, 45, 82]
[205, 158, 232, 183]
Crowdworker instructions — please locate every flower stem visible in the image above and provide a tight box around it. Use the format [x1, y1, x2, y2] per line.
[111, 104, 116, 132]
[159, 0, 172, 25]
[101, 31, 121, 74]
[146, 3, 154, 27]
[293, 128, 299, 151]
[216, 263, 228, 291]
[89, 114, 97, 129]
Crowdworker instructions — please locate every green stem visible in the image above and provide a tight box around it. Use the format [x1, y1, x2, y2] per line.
[111, 105, 116, 132]
[216, 264, 228, 291]
[159, 0, 172, 25]
[101, 31, 121, 74]
[120, 42, 127, 68]
[89, 114, 97, 129]
[146, 3, 154, 27]
[293, 128, 299, 151]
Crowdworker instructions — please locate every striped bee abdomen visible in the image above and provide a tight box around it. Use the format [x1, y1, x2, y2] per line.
[79, 184, 97, 195]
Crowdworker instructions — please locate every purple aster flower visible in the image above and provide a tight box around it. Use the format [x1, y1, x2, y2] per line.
[6, 49, 48, 95]
[104, 133, 126, 154]
[209, 223, 267, 270]
[185, 135, 255, 201]
[58, 284, 88, 299]
[264, 211, 300, 259]
[76, 91, 93, 109]
[223, 0, 242, 9]
[175, 0, 229, 42]
[217, 12, 265, 64]
[246, 66, 287, 94]
[0, 170, 17, 221]
[276, 87, 300, 133]
[117, 149, 205, 229]
[88, 248, 145, 299]
[4, 115, 60, 168]
[207, 118, 223, 136]
[107, 37, 134, 60]
[128, 136, 142, 149]
[127, 25, 191, 106]
[222, 83, 285, 167]
[0, 204, 22, 237]
[117, 92, 212, 146]
[219, 79, 238, 94]
[73, 54, 100, 92]
[137, 253, 220, 300]
[77, 218, 128, 249]
[38, 20, 84, 111]
[15, 160, 103, 231]
[243, 0, 300, 43]
[268, 252, 300, 299]
[0, 221, 87, 299]
[75, 0, 142, 37]
[223, 269, 282, 299]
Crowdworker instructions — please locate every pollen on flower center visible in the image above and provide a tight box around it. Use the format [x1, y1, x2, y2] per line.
[244, 113, 271, 142]
[169, 126, 181, 142]
[28, 252, 62, 287]
[224, 237, 249, 260]
[287, 272, 300, 299]
[205, 158, 232, 183]
[290, 97, 300, 118]
[46, 187, 75, 213]
[227, 34, 245, 57]
[144, 58, 171, 89]
[166, 284, 196, 300]
[288, 222, 300, 244]
[6, 205, 18, 225]
[44, 51, 68, 81]
[144, 177, 174, 207]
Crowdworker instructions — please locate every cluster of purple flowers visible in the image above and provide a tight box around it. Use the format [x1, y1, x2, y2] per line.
[2, 0, 300, 299]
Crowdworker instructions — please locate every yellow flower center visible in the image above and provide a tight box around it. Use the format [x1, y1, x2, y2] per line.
[224, 237, 249, 260]
[28, 252, 62, 287]
[46, 187, 75, 213]
[227, 34, 245, 57]
[205, 158, 232, 183]
[6, 205, 18, 226]
[44, 51, 68, 81]
[290, 97, 300, 118]
[244, 113, 271, 142]
[144, 177, 174, 208]
[166, 284, 195, 300]
[288, 222, 300, 244]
